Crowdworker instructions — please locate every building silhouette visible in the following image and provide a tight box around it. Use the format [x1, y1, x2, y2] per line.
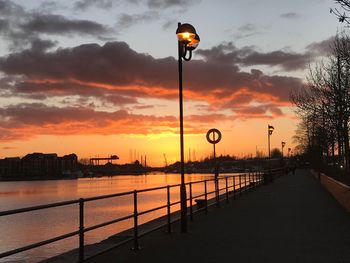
[0, 153, 77, 179]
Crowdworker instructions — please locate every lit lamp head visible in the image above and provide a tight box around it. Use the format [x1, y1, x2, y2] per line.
[282, 141, 286, 148]
[187, 34, 200, 50]
[177, 23, 196, 42]
[268, 125, 274, 135]
[176, 23, 200, 51]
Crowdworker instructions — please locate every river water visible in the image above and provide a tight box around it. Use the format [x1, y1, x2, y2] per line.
[0, 173, 244, 263]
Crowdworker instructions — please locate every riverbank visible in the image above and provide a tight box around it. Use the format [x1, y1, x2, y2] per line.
[0, 172, 223, 263]
[311, 169, 350, 212]
[42, 169, 350, 263]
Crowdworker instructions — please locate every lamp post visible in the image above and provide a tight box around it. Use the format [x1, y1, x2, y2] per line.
[281, 141, 286, 158]
[268, 125, 274, 159]
[176, 22, 200, 233]
[267, 125, 274, 184]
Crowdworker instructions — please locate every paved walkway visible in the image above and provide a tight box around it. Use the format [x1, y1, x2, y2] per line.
[89, 169, 350, 263]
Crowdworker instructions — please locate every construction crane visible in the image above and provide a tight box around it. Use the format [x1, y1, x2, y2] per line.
[163, 153, 168, 167]
[89, 155, 119, 166]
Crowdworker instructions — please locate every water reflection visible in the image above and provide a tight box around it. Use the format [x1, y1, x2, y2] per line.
[0, 173, 243, 263]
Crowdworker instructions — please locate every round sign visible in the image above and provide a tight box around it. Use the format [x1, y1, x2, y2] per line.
[206, 128, 222, 144]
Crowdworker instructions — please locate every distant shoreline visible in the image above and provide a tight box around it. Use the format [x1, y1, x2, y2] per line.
[0, 173, 150, 182]
[0, 171, 222, 182]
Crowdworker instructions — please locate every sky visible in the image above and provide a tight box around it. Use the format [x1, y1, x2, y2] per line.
[0, 0, 344, 166]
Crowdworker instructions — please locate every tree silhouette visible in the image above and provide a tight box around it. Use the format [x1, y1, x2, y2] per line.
[331, 1, 350, 24]
[291, 33, 350, 172]
[271, 148, 282, 158]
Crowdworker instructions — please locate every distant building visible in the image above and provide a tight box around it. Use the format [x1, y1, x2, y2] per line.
[0, 157, 21, 178]
[0, 153, 78, 179]
[22, 153, 59, 178]
[59, 154, 78, 172]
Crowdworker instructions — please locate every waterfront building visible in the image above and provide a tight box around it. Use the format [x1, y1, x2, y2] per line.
[0, 153, 78, 179]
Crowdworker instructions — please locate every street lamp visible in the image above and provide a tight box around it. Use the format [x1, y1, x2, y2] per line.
[177, 22, 200, 233]
[281, 141, 286, 158]
[268, 125, 274, 159]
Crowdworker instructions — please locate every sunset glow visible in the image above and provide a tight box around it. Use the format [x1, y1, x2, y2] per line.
[0, 0, 341, 166]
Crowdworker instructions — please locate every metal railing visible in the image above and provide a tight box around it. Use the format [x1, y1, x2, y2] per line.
[0, 169, 281, 262]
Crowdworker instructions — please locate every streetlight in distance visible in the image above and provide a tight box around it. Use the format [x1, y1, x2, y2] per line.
[268, 125, 274, 159]
[281, 141, 286, 158]
[176, 22, 200, 233]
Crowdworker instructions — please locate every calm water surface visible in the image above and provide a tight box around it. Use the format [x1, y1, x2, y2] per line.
[0, 173, 242, 263]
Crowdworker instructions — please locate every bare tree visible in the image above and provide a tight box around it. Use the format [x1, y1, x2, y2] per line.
[331, 0, 350, 23]
[291, 33, 350, 172]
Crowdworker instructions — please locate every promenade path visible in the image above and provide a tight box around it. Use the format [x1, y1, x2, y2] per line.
[89, 169, 350, 263]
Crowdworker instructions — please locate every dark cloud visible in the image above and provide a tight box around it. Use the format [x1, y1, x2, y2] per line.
[197, 42, 311, 71]
[11, 80, 139, 106]
[36, 1, 64, 13]
[74, 0, 114, 10]
[74, 0, 199, 10]
[147, 0, 201, 9]
[162, 19, 176, 30]
[117, 11, 160, 28]
[30, 38, 57, 51]
[232, 104, 284, 120]
[0, 0, 111, 51]
[21, 14, 110, 36]
[242, 50, 310, 71]
[280, 12, 301, 19]
[0, 41, 302, 109]
[305, 36, 334, 56]
[0, 0, 24, 17]
[235, 23, 261, 39]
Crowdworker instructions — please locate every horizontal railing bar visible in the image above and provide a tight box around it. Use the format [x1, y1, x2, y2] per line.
[137, 185, 170, 193]
[168, 183, 181, 188]
[84, 214, 134, 233]
[207, 190, 216, 195]
[0, 230, 79, 258]
[84, 191, 134, 202]
[192, 193, 206, 200]
[170, 200, 181, 206]
[138, 204, 168, 216]
[0, 199, 79, 217]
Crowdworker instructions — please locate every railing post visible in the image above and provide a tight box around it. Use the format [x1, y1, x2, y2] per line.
[189, 182, 193, 221]
[244, 174, 247, 193]
[215, 178, 220, 208]
[239, 174, 242, 197]
[79, 198, 84, 263]
[233, 176, 236, 199]
[247, 172, 250, 191]
[132, 190, 140, 250]
[225, 177, 229, 203]
[204, 180, 208, 214]
[254, 172, 256, 188]
[167, 186, 171, 233]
